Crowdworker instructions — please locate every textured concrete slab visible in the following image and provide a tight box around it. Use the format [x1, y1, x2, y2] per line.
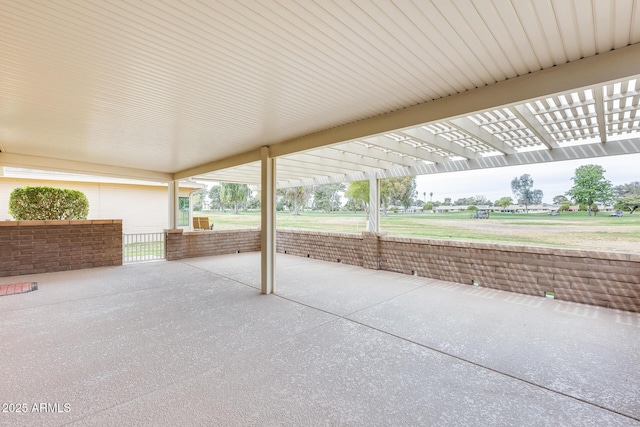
[1, 253, 639, 426]
[183, 254, 429, 316]
[347, 280, 640, 421]
[76, 319, 636, 426]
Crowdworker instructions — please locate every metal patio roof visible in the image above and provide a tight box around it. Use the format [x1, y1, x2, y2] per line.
[1, 1, 639, 186]
[192, 76, 640, 187]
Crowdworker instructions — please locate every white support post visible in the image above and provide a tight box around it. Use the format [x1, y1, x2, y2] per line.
[168, 180, 180, 229]
[261, 147, 276, 294]
[367, 174, 380, 232]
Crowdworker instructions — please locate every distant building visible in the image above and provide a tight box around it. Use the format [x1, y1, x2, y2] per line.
[493, 204, 559, 213]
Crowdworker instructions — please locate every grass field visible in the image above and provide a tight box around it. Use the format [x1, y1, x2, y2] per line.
[195, 210, 640, 254]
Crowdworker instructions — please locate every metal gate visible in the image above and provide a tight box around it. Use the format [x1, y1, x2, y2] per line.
[123, 233, 165, 263]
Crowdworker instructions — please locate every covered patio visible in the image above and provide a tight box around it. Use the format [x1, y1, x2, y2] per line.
[1, 253, 639, 426]
[2, 0, 640, 295]
[1, 3, 640, 424]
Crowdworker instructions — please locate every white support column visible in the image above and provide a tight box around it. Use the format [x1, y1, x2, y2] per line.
[261, 147, 276, 294]
[168, 180, 180, 229]
[367, 174, 380, 232]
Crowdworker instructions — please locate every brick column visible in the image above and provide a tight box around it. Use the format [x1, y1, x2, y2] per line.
[164, 229, 185, 261]
[362, 231, 384, 270]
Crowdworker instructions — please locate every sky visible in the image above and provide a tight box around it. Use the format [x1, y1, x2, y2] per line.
[415, 152, 640, 205]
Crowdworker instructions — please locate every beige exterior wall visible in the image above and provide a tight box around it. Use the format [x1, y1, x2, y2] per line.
[0, 177, 195, 234]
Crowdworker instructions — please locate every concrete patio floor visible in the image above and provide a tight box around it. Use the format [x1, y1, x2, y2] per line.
[1, 253, 639, 426]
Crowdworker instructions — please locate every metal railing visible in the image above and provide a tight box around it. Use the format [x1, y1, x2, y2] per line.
[123, 233, 165, 263]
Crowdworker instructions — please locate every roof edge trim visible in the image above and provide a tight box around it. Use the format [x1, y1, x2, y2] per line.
[0, 153, 172, 183]
[173, 149, 262, 180]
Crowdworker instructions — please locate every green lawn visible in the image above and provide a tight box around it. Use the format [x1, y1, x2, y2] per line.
[195, 210, 640, 253]
[123, 241, 165, 260]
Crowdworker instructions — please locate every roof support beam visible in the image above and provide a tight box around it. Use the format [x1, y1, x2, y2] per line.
[338, 141, 433, 168]
[307, 148, 393, 170]
[277, 160, 354, 176]
[511, 105, 559, 149]
[447, 118, 516, 155]
[593, 86, 608, 143]
[398, 128, 476, 159]
[174, 149, 261, 180]
[364, 135, 444, 164]
[0, 153, 172, 182]
[284, 153, 374, 174]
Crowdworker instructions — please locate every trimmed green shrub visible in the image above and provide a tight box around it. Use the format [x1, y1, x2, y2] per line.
[9, 186, 89, 220]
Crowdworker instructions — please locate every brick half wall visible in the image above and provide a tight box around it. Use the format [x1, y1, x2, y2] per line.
[165, 228, 261, 261]
[377, 235, 640, 313]
[0, 220, 122, 277]
[276, 229, 363, 266]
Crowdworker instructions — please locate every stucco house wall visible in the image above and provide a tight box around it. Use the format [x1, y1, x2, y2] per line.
[0, 170, 199, 234]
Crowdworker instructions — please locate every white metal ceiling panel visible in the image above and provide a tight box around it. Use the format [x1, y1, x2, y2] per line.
[1, 0, 639, 187]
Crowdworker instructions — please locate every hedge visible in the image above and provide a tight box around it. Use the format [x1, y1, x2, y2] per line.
[8, 186, 89, 220]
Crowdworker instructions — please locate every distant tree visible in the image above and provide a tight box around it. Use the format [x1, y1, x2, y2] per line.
[511, 174, 543, 213]
[559, 201, 571, 211]
[191, 188, 208, 211]
[443, 197, 452, 206]
[208, 185, 223, 211]
[276, 197, 289, 212]
[344, 198, 364, 212]
[345, 181, 371, 213]
[279, 186, 312, 215]
[383, 176, 416, 211]
[613, 181, 640, 198]
[346, 177, 416, 215]
[615, 195, 640, 213]
[313, 184, 345, 212]
[496, 196, 513, 209]
[553, 195, 569, 205]
[454, 197, 476, 206]
[566, 165, 614, 216]
[423, 202, 434, 211]
[247, 192, 261, 210]
[220, 183, 250, 214]
[473, 195, 490, 206]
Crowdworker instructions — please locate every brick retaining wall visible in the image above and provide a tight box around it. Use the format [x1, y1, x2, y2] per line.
[0, 220, 122, 277]
[276, 229, 363, 266]
[376, 235, 640, 312]
[165, 228, 261, 261]
[164, 228, 640, 312]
